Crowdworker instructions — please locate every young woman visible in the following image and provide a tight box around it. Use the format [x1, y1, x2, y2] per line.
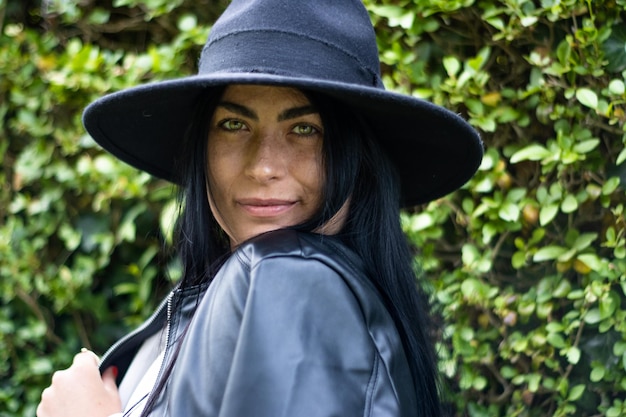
[37, 1, 483, 416]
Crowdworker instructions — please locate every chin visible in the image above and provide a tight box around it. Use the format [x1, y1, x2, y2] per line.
[231, 226, 282, 247]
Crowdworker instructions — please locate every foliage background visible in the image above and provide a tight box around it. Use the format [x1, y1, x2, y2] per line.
[1, 0, 625, 416]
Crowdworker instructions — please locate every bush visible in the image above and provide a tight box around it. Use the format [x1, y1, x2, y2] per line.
[1, 1, 625, 416]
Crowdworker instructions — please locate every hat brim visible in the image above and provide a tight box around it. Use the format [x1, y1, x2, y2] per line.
[83, 72, 483, 207]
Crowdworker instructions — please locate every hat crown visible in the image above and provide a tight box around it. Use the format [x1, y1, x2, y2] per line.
[199, 0, 383, 88]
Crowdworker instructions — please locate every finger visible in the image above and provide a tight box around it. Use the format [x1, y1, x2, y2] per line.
[40, 386, 52, 401]
[51, 369, 64, 384]
[101, 366, 119, 392]
[81, 347, 101, 363]
[37, 387, 53, 417]
[74, 349, 100, 367]
[35, 401, 46, 417]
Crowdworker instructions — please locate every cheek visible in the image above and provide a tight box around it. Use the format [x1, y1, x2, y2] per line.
[206, 175, 232, 238]
[206, 140, 232, 190]
[206, 142, 230, 213]
[297, 148, 325, 203]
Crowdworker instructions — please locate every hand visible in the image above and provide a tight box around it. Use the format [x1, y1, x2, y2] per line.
[37, 350, 122, 417]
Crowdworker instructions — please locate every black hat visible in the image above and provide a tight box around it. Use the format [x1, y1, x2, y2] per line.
[83, 0, 483, 206]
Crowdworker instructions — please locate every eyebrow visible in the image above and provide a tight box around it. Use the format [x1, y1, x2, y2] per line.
[217, 101, 319, 121]
[278, 105, 318, 121]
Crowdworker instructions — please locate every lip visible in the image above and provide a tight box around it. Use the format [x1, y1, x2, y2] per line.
[237, 198, 298, 217]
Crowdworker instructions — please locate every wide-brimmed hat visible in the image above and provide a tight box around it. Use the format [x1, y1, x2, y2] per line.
[83, 0, 483, 207]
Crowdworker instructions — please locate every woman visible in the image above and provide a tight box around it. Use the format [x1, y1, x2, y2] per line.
[37, 0, 483, 416]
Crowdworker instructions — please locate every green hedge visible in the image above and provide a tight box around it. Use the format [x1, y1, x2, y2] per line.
[1, 1, 625, 416]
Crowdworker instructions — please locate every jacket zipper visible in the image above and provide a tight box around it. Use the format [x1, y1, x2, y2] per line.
[129, 290, 176, 415]
[152, 290, 174, 382]
[98, 291, 173, 371]
[164, 292, 173, 350]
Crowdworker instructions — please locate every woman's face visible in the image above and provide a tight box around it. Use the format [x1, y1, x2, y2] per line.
[206, 84, 326, 247]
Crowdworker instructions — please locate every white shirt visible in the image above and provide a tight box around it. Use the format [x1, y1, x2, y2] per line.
[109, 331, 165, 417]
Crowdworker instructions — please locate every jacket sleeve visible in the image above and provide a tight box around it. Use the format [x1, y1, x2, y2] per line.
[218, 255, 377, 417]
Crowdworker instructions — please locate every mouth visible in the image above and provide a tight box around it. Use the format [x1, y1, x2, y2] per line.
[236, 198, 298, 217]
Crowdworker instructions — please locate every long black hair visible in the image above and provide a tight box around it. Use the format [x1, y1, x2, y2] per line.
[144, 86, 441, 417]
[307, 92, 442, 417]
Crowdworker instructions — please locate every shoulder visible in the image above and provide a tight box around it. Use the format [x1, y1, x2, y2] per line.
[222, 230, 395, 344]
[210, 229, 387, 334]
[232, 229, 367, 285]
[187, 230, 417, 413]
[204, 230, 374, 319]
[224, 230, 367, 306]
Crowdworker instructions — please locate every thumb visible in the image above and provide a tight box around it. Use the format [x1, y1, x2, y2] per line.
[102, 366, 119, 392]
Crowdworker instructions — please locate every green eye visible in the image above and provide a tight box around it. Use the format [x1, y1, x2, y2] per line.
[221, 119, 244, 131]
[292, 124, 317, 135]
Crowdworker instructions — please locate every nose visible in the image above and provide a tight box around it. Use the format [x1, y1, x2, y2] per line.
[244, 133, 285, 182]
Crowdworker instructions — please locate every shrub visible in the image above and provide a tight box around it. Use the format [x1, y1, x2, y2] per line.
[1, 1, 624, 416]
[376, 1, 626, 415]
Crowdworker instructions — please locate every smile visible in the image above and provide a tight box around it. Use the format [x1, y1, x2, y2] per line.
[237, 199, 298, 217]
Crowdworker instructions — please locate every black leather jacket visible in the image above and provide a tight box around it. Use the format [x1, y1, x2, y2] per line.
[100, 230, 418, 416]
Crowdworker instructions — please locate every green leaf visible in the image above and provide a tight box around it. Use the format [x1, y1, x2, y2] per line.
[590, 366, 605, 382]
[609, 79, 625, 95]
[510, 144, 552, 163]
[561, 194, 578, 213]
[568, 290, 585, 300]
[88, 8, 111, 25]
[178, 14, 197, 31]
[512, 251, 527, 269]
[584, 308, 602, 324]
[499, 201, 520, 222]
[602, 177, 621, 195]
[540, 204, 559, 225]
[568, 384, 585, 401]
[573, 233, 598, 251]
[576, 253, 603, 271]
[29, 358, 53, 375]
[566, 347, 581, 365]
[160, 199, 178, 245]
[533, 245, 567, 262]
[486, 17, 504, 30]
[546, 322, 565, 333]
[462, 244, 480, 267]
[461, 277, 490, 301]
[473, 375, 488, 390]
[369, 5, 405, 19]
[443, 56, 461, 78]
[553, 280, 572, 298]
[617, 148, 626, 165]
[573, 139, 600, 154]
[547, 333, 566, 348]
[467, 46, 491, 71]
[527, 374, 541, 392]
[600, 291, 620, 319]
[576, 88, 598, 109]
[521, 16, 539, 27]
[615, 343, 626, 358]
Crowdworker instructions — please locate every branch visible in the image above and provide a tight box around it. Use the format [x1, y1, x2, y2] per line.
[16, 288, 63, 345]
[0, 0, 6, 35]
[73, 311, 92, 349]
